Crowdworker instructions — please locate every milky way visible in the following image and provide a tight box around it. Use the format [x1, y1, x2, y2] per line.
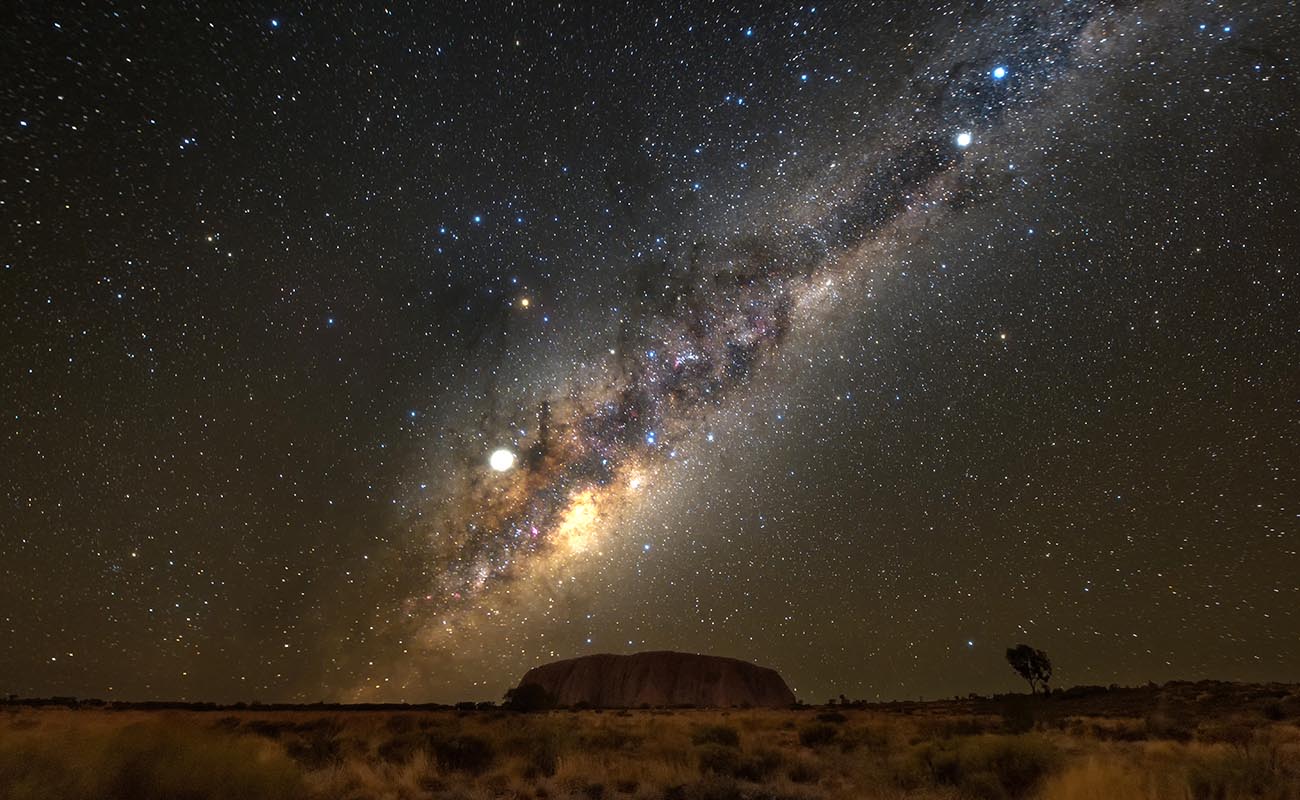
[360, 2, 1130, 697]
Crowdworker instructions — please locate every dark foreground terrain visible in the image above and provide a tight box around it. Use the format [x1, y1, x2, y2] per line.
[2, 681, 1298, 799]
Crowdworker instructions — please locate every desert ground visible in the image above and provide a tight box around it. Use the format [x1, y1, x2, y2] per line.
[2, 681, 1298, 800]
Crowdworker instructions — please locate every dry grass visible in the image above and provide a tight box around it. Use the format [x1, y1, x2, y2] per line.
[2, 702, 1299, 799]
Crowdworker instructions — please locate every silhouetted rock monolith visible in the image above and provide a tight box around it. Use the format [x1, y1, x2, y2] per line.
[512, 651, 795, 708]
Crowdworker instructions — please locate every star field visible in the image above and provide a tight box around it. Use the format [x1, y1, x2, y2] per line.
[1, 1, 1297, 703]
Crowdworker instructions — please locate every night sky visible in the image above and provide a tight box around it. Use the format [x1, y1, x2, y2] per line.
[3, 1, 1297, 705]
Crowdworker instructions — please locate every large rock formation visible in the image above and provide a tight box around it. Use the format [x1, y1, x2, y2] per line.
[513, 651, 795, 708]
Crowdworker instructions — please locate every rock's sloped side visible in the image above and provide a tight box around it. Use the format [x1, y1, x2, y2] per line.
[515, 651, 795, 708]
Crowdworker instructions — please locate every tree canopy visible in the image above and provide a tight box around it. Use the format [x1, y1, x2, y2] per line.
[1005, 644, 1053, 694]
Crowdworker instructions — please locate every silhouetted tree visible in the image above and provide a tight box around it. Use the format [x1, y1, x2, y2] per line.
[502, 683, 556, 712]
[1005, 644, 1053, 694]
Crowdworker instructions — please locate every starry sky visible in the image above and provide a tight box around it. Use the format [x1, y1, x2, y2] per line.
[2, 1, 1297, 704]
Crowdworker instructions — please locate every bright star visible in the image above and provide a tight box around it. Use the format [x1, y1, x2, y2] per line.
[992, 66, 1007, 80]
[955, 131, 973, 148]
[489, 449, 515, 472]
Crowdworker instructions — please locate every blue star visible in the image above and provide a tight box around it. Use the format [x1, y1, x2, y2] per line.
[270, 18, 279, 28]
[743, 27, 754, 37]
[992, 65, 1007, 80]
[472, 215, 482, 224]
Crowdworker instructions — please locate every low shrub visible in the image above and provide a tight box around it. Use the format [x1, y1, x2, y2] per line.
[524, 733, 560, 778]
[697, 742, 786, 782]
[580, 726, 642, 751]
[1088, 720, 1146, 741]
[697, 744, 742, 776]
[684, 777, 745, 800]
[838, 723, 890, 752]
[432, 733, 495, 774]
[283, 722, 343, 769]
[787, 758, 821, 784]
[376, 731, 424, 763]
[692, 724, 741, 748]
[999, 696, 1037, 734]
[910, 734, 1061, 799]
[733, 747, 784, 782]
[242, 719, 295, 738]
[1145, 710, 1194, 742]
[798, 723, 838, 747]
[385, 714, 417, 733]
